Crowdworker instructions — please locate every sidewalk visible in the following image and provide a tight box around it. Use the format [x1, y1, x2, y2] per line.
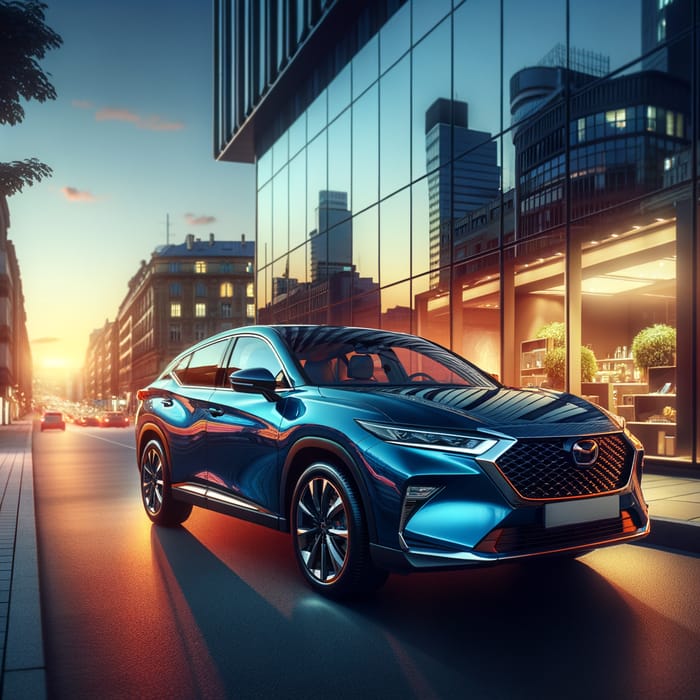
[0, 420, 45, 699]
[0, 420, 698, 698]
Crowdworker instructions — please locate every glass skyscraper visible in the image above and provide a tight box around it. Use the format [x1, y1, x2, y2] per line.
[214, 0, 699, 469]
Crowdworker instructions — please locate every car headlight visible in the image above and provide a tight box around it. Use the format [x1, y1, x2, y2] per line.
[357, 420, 498, 455]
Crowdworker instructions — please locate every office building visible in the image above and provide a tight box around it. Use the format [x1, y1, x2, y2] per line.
[214, 0, 699, 468]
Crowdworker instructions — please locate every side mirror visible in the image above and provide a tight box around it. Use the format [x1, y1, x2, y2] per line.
[230, 367, 281, 402]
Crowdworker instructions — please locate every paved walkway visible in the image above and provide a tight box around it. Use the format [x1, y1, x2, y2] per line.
[0, 420, 44, 699]
[0, 419, 698, 698]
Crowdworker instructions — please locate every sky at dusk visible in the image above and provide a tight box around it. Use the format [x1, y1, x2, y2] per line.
[2, 0, 256, 375]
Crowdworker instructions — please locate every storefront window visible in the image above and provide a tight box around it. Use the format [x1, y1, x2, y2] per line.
[411, 177, 430, 278]
[509, 231, 566, 389]
[379, 55, 410, 198]
[577, 206, 683, 459]
[380, 188, 410, 287]
[452, 251, 501, 380]
[453, 0, 500, 138]
[381, 280, 411, 334]
[352, 84, 378, 213]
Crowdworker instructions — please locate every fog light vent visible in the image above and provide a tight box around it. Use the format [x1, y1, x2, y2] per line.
[399, 485, 441, 534]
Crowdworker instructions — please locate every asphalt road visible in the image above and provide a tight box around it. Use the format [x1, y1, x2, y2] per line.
[33, 423, 700, 700]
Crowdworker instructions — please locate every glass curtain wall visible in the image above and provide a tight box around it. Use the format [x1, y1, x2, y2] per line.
[254, 0, 698, 465]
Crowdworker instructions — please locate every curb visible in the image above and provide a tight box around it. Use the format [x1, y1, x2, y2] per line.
[645, 517, 700, 556]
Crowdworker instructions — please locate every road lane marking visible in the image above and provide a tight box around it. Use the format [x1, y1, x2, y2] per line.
[78, 430, 137, 450]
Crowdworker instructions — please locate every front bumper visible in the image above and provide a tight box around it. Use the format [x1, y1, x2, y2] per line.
[364, 429, 649, 573]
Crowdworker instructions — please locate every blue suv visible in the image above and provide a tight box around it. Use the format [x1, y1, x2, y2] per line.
[135, 325, 649, 597]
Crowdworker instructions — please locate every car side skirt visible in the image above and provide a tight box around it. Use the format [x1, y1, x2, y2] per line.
[172, 482, 286, 531]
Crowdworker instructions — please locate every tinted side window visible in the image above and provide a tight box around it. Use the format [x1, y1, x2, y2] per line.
[172, 338, 230, 387]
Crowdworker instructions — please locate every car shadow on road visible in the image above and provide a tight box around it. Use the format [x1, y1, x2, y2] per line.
[151, 522, 644, 699]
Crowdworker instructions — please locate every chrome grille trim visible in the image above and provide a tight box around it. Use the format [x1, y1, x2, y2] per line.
[494, 433, 635, 500]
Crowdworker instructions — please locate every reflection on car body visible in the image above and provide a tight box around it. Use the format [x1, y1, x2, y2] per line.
[135, 325, 649, 597]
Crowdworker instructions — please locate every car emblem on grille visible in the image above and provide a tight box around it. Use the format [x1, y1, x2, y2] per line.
[571, 439, 599, 467]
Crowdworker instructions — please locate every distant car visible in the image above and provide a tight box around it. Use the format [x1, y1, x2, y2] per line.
[41, 411, 65, 431]
[135, 325, 650, 598]
[100, 411, 129, 428]
[77, 415, 100, 427]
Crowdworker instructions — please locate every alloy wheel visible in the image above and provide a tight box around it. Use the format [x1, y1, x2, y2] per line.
[295, 476, 349, 583]
[141, 443, 164, 516]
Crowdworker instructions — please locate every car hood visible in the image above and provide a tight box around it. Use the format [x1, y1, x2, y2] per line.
[315, 384, 618, 438]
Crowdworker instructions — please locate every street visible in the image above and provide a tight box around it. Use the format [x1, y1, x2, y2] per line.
[33, 422, 700, 700]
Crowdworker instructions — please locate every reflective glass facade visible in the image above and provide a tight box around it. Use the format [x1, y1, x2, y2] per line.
[215, 0, 699, 468]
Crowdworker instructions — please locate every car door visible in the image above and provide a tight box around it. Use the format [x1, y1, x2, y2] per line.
[163, 337, 232, 485]
[205, 335, 286, 515]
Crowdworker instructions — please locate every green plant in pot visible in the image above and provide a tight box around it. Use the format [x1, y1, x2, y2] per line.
[537, 322, 598, 390]
[631, 324, 676, 377]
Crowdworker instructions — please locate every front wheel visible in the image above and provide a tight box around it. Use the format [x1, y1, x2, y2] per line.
[291, 462, 387, 598]
[139, 439, 192, 526]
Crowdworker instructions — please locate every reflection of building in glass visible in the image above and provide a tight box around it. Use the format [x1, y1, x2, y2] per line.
[309, 190, 353, 282]
[642, 0, 692, 77]
[425, 99, 499, 287]
[510, 49, 690, 238]
[263, 190, 376, 324]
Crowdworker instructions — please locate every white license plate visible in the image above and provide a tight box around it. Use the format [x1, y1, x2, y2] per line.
[545, 494, 620, 528]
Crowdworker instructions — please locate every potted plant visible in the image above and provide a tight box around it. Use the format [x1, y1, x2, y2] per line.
[631, 324, 676, 377]
[537, 322, 598, 390]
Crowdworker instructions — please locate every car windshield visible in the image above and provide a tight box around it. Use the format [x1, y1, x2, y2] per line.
[276, 326, 497, 388]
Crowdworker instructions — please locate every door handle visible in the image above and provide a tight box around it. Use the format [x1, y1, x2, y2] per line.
[208, 407, 225, 417]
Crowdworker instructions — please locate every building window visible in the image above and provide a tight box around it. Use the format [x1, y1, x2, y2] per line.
[195, 282, 207, 297]
[169, 325, 181, 342]
[220, 282, 234, 297]
[246, 303, 255, 319]
[169, 282, 182, 297]
[194, 325, 206, 341]
[170, 302, 182, 318]
[221, 302, 232, 318]
[195, 302, 207, 317]
[220, 262, 233, 273]
[195, 260, 207, 273]
[246, 282, 254, 298]
[246, 261, 253, 274]
[169, 262, 181, 273]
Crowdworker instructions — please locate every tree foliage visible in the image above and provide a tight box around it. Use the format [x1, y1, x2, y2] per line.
[0, 1, 62, 195]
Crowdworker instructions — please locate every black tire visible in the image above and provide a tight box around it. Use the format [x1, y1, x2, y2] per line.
[139, 438, 192, 526]
[291, 462, 388, 598]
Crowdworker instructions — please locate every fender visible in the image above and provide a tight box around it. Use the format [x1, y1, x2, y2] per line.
[136, 421, 172, 472]
[281, 436, 379, 541]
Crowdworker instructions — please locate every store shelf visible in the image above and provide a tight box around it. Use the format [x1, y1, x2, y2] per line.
[520, 337, 550, 387]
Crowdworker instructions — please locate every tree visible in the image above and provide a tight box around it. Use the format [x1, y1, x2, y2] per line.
[0, 1, 62, 196]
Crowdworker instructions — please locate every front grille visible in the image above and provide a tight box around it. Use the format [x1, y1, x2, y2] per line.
[495, 433, 634, 500]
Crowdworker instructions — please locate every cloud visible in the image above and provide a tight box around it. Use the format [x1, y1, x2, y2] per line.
[95, 107, 141, 124]
[95, 107, 184, 132]
[137, 115, 185, 132]
[61, 186, 97, 202]
[185, 213, 217, 226]
[31, 337, 61, 345]
[71, 99, 94, 110]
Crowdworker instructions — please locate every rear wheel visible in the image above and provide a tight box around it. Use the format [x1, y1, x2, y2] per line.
[291, 462, 387, 598]
[139, 439, 192, 526]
